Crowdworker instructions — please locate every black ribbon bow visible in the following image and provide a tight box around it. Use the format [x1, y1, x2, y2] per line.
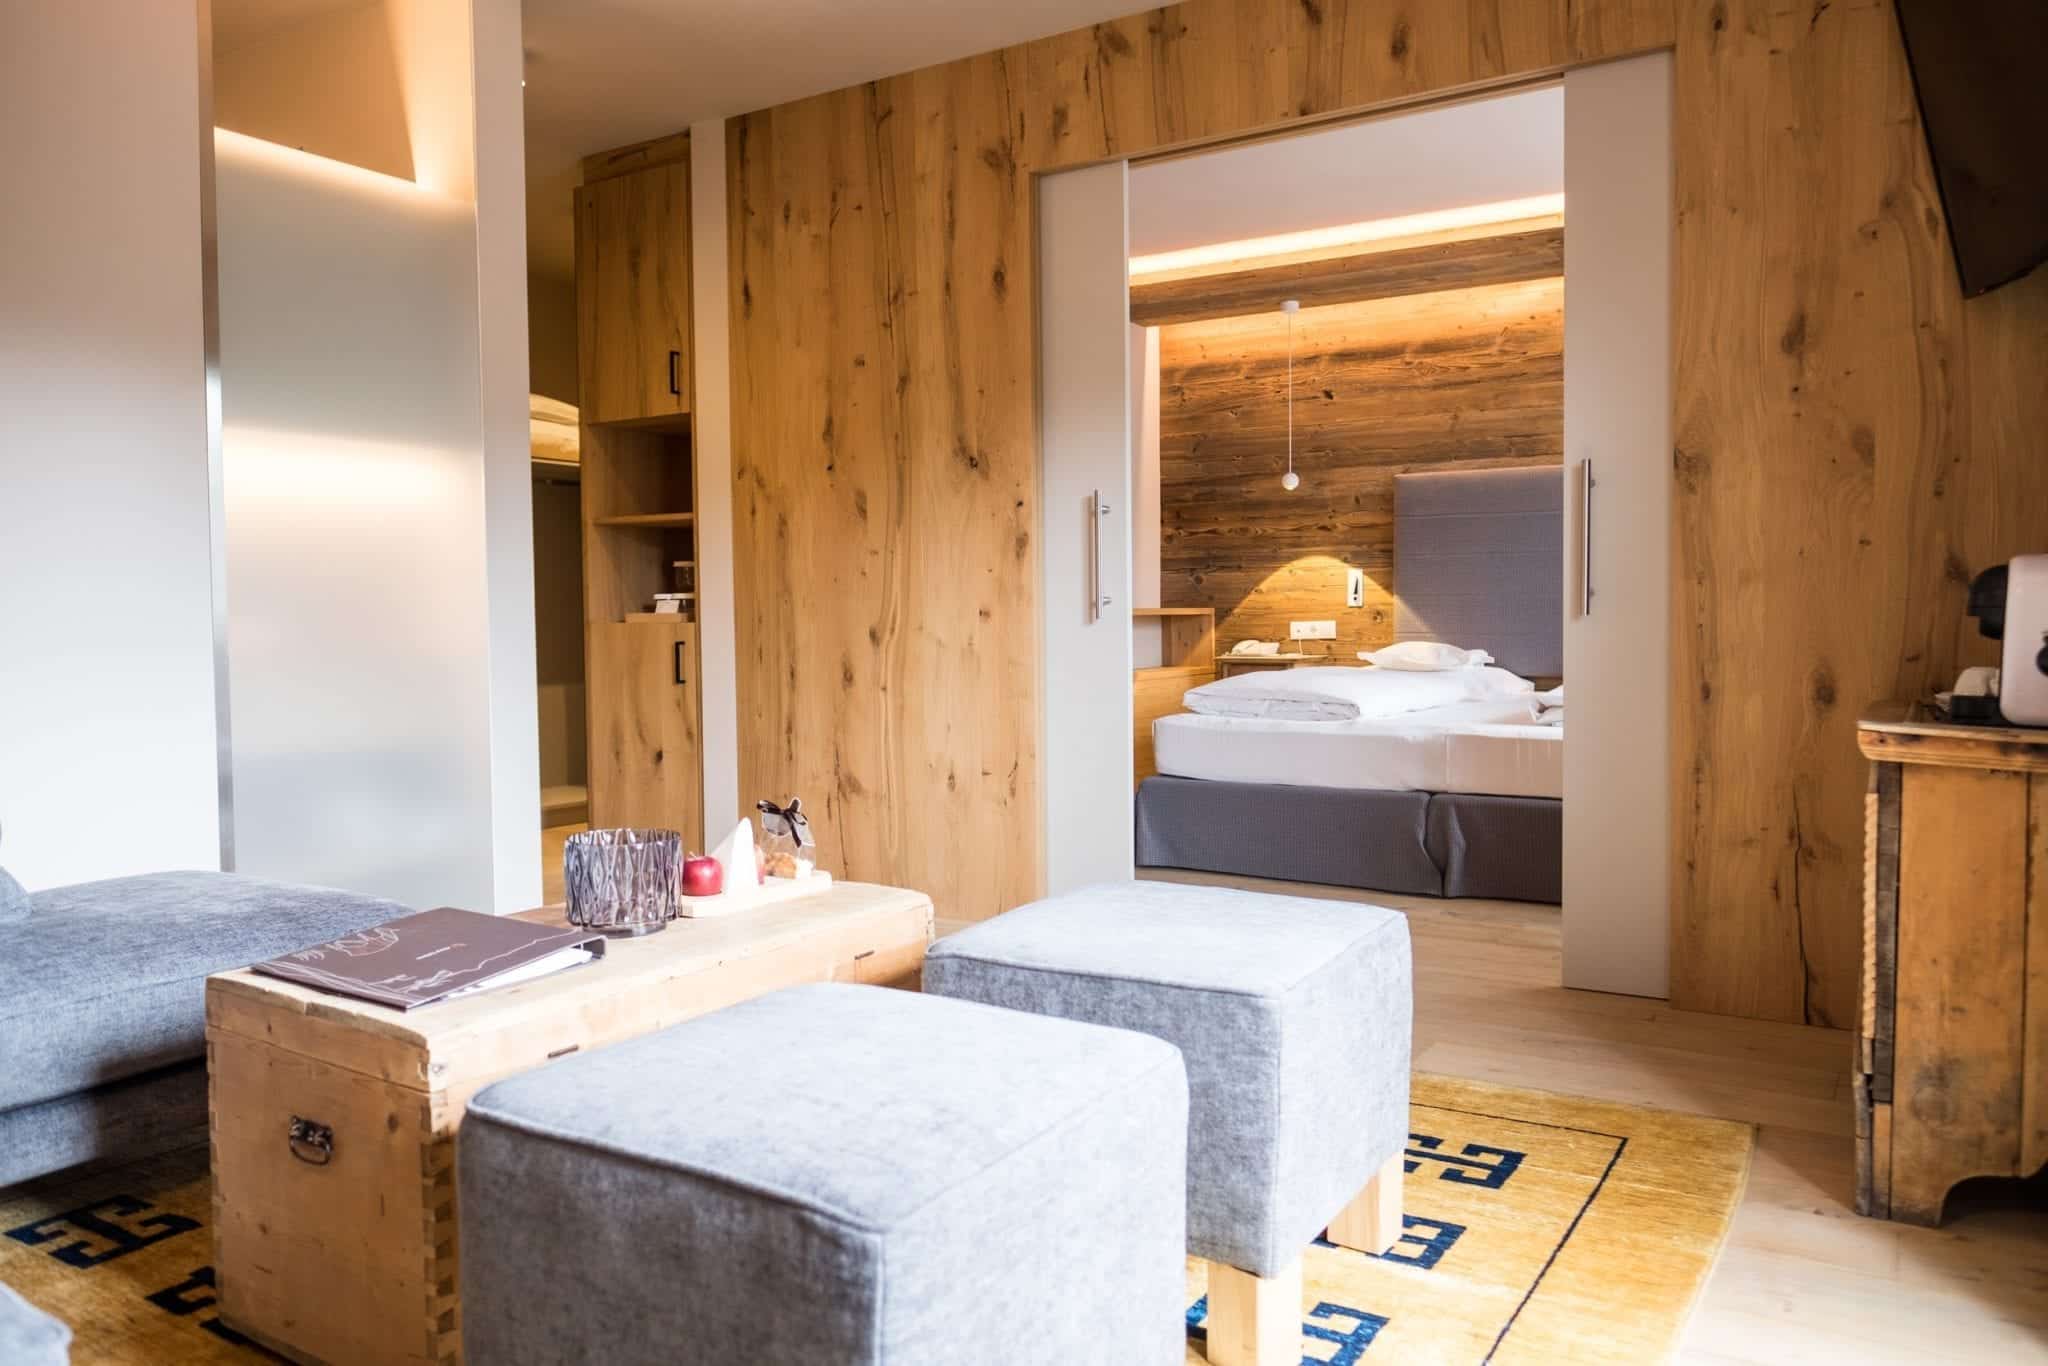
[756, 797, 816, 850]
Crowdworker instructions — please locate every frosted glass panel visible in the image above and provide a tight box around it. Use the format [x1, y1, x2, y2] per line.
[215, 130, 495, 909]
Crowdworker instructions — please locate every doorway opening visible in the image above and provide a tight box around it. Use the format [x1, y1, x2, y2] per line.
[1039, 59, 1673, 999]
[1127, 85, 1567, 912]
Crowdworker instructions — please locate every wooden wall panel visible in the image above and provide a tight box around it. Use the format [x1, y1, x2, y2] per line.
[729, 1, 1659, 924]
[1159, 279, 1563, 658]
[726, 0, 2048, 1000]
[1671, 0, 2048, 1025]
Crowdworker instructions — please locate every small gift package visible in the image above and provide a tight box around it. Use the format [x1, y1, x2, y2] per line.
[755, 797, 817, 880]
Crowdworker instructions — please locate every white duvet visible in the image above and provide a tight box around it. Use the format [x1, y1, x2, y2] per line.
[1183, 665, 1535, 722]
[1154, 699, 1562, 797]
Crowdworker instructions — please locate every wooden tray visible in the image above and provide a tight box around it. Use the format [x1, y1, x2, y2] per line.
[674, 869, 834, 918]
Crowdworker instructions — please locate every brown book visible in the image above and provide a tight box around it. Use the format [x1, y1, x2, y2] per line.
[253, 908, 607, 1010]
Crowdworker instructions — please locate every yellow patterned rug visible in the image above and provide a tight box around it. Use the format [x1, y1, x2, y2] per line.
[0, 1075, 1749, 1364]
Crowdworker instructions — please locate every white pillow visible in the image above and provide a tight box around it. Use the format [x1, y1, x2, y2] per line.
[1535, 685, 1564, 707]
[1362, 641, 1494, 672]
[1184, 666, 1515, 722]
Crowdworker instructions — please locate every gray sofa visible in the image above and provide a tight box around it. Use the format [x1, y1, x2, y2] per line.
[0, 869, 405, 1186]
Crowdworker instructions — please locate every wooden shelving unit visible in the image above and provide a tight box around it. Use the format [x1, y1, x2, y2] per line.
[592, 511, 695, 528]
[577, 129, 704, 846]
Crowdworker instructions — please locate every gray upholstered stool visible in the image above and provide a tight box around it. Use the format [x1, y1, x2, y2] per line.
[458, 982, 1189, 1365]
[926, 881, 1412, 1366]
[0, 1282, 70, 1366]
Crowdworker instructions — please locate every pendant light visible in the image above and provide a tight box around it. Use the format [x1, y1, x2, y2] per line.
[1281, 298, 1302, 491]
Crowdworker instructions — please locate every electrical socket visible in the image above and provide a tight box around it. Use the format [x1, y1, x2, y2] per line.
[1290, 620, 1337, 640]
[1346, 568, 1365, 608]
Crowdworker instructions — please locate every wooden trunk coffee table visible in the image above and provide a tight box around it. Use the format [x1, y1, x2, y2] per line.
[205, 882, 933, 1365]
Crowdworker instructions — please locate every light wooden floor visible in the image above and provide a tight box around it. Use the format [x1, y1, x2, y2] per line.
[1138, 870, 2048, 1365]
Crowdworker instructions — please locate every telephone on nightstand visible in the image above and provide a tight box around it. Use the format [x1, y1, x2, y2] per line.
[1227, 640, 1281, 656]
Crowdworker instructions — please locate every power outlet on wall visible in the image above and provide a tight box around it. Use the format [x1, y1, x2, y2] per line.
[1290, 620, 1337, 640]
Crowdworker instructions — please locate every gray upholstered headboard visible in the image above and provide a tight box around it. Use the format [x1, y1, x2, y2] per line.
[1392, 466, 1563, 678]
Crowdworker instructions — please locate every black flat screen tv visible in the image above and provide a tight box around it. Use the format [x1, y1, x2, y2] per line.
[1893, 1, 2048, 297]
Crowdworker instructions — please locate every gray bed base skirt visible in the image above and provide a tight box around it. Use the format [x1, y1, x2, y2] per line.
[1135, 776, 1561, 904]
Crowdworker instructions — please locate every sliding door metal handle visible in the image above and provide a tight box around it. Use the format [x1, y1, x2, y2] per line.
[1581, 457, 1596, 616]
[1086, 490, 1113, 622]
[668, 349, 682, 397]
[673, 640, 688, 686]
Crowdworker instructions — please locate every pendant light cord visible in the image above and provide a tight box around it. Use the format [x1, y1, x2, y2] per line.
[1286, 306, 1295, 479]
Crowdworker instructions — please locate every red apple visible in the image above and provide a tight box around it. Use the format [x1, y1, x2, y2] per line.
[681, 853, 723, 897]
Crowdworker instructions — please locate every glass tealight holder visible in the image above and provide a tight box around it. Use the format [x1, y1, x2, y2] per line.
[564, 827, 681, 937]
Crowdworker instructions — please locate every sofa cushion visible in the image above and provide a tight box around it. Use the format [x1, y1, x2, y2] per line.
[0, 871, 405, 1112]
[0, 1281, 70, 1366]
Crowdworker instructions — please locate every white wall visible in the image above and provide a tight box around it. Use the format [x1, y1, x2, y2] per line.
[215, 133, 499, 910]
[0, 2, 225, 888]
[1039, 161, 1134, 894]
[1561, 53, 1674, 998]
[691, 119, 742, 840]
[469, 0, 544, 911]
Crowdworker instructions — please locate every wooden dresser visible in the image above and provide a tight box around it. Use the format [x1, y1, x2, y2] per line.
[1855, 703, 2048, 1224]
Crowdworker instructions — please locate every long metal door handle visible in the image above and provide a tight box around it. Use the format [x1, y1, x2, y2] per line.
[668, 349, 682, 397]
[674, 640, 688, 686]
[1086, 490, 1113, 623]
[1581, 457, 1595, 616]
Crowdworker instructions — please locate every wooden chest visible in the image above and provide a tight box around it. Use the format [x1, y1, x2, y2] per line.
[205, 882, 933, 1364]
[1855, 705, 2048, 1225]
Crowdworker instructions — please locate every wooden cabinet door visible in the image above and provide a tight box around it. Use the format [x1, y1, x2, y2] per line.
[588, 620, 701, 847]
[576, 161, 691, 425]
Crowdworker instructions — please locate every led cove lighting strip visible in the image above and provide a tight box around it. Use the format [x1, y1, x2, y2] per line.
[1128, 193, 1565, 278]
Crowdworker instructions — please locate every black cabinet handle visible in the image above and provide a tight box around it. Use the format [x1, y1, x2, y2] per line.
[668, 349, 681, 397]
[674, 640, 688, 686]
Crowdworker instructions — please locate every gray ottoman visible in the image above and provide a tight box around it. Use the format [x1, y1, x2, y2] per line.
[458, 982, 1189, 1365]
[0, 1282, 69, 1366]
[926, 881, 1412, 1366]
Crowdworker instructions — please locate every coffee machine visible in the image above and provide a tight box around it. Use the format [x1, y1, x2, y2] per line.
[1962, 554, 2048, 725]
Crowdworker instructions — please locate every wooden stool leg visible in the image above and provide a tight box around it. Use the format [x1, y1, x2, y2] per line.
[1326, 1152, 1404, 1255]
[1203, 1256, 1301, 1366]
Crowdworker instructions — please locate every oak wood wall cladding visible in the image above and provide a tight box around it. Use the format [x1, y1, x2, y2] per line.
[1671, 0, 2048, 1026]
[1159, 278, 1563, 658]
[724, 0, 2048, 989]
[1130, 224, 1566, 327]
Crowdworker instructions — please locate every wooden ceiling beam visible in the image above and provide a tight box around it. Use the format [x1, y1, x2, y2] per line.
[1128, 225, 1565, 326]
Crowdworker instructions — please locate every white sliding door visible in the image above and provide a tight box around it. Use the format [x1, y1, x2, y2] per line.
[1562, 53, 1674, 997]
[1039, 161, 1134, 895]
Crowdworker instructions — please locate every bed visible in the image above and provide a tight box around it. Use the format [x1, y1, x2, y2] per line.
[1134, 465, 1564, 902]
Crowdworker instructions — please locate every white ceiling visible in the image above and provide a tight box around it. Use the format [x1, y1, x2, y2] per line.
[519, 0, 1148, 280]
[1129, 86, 1563, 258]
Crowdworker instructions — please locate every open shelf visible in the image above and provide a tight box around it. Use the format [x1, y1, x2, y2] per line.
[593, 512, 695, 528]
